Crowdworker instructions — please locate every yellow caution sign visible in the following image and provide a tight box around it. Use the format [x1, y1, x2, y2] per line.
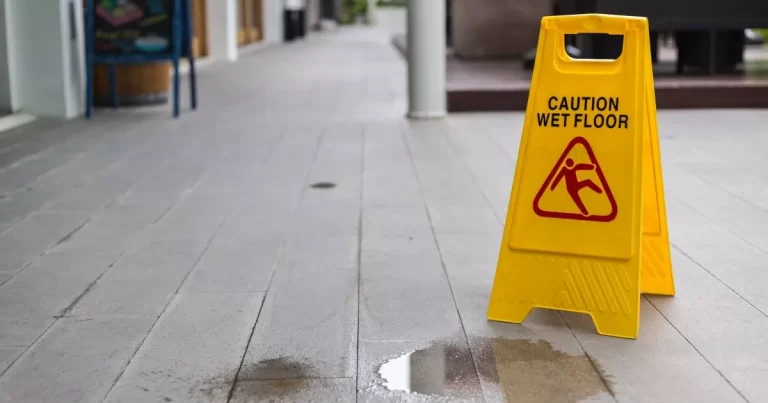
[487, 14, 675, 339]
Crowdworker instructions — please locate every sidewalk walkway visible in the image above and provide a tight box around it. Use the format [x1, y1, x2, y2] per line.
[1, 26, 768, 403]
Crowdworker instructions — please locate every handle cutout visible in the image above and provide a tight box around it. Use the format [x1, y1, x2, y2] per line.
[564, 33, 625, 61]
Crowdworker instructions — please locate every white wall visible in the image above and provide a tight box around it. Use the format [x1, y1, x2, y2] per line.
[207, 0, 238, 61]
[263, 0, 284, 44]
[0, 0, 12, 113]
[5, 0, 84, 118]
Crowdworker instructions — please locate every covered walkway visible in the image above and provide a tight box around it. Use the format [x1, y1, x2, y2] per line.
[0, 26, 767, 402]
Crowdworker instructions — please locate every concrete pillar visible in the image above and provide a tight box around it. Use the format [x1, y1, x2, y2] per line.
[406, 0, 446, 119]
[263, 0, 284, 44]
[4, 0, 85, 118]
[208, 0, 238, 61]
[0, 0, 14, 114]
[366, 0, 376, 24]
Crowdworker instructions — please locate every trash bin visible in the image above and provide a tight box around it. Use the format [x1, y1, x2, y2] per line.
[297, 7, 306, 37]
[284, 0, 303, 41]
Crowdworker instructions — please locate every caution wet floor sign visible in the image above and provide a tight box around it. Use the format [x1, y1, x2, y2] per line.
[487, 14, 675, 339]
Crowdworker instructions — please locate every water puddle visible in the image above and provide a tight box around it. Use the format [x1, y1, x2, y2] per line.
[377, 338, 613, 402]
[377, 342, 481, 398]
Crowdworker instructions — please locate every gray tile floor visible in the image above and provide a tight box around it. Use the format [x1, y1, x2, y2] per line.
[1, 26, 768, 403]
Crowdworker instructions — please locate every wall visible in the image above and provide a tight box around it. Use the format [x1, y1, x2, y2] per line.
[452, 0, 554, 58]
[0, 0, 12, 114]
[208, 0, 238, 61]
[263, 0, 284, 43]
[5, 0, 84, 118]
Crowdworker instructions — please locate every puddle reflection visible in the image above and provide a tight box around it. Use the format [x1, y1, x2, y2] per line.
[377, 338, 613, 402]
[378, 343, 480, 398]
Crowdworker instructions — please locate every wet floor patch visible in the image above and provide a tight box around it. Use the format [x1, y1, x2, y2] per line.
[240, 356, 316, 380]
[309, 182, 336, 189]
[376, 337, 613, 402]
[475, 338, 613, 402]
[232, 357, 353, 402]
[378, 342, 481, 399]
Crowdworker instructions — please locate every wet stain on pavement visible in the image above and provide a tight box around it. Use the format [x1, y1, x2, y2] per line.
[240, 356, 316, 380]
[377, 341, 483, 400]
[309, 182, 336, 189]
[475, 338, 613, 402]
[230, 358, 351, 402]
[376, 337, 612, 402]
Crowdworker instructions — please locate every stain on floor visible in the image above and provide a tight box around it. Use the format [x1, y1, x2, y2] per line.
[375, 337, 612, 402]
[240, 356, 316, 380]
[475, 338, 613, 403]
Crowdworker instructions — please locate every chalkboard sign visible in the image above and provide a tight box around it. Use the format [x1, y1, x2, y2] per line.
[85, 0, 197, 118]
[93, 0, 174, 55]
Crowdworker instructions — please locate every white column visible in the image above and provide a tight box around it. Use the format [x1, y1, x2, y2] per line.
[263, 0, 284, 44]
[208, 0, 238, 62]
[406, 0, 446, 119]
[4, 0, 85, 118]
[366, 0, 376, 24]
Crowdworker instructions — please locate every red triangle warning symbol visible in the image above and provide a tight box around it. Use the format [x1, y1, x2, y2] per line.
[533, 137, 617, 222]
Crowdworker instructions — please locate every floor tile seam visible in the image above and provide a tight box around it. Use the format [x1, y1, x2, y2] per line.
[0, 118, 158, 206]
[226, 127, 328, 403]
[0, 129, 211, 285]
[355, 122, 366, 403]
[0, 214, 94, 284]
[165, 127, 254, 204]
[0, 123, 199, 238]
[682, 170, 768, 241]
[57, 314, 159, 320]
[0, 316, 58, 379]
[0, 118, 119, 178]
[671, 244, 768, 319]
[644, 295, 751, 402]
[0, 246, 131, 378]
[189, 130, 290, 219]
[2, 119, 161, 195]
[68, 131, 234, 402]
[559, 312, 619, 401]
[1, 126, 306, 389]
[99, 203, 231, 403]
[670, 195, 768, 310]
[396, 120, 487, 403]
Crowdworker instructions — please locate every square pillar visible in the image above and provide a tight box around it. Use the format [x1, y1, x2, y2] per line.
[5, 0, 85, 118]
[207, 0, 238, 61]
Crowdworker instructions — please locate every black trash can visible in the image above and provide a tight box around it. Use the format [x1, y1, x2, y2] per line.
[297, 8, 306, 37]
[284, 9, 296, 41]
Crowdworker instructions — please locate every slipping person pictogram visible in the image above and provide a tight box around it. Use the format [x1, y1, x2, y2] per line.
[532, 136, 617, 222]
[550, 158, 603, 216]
